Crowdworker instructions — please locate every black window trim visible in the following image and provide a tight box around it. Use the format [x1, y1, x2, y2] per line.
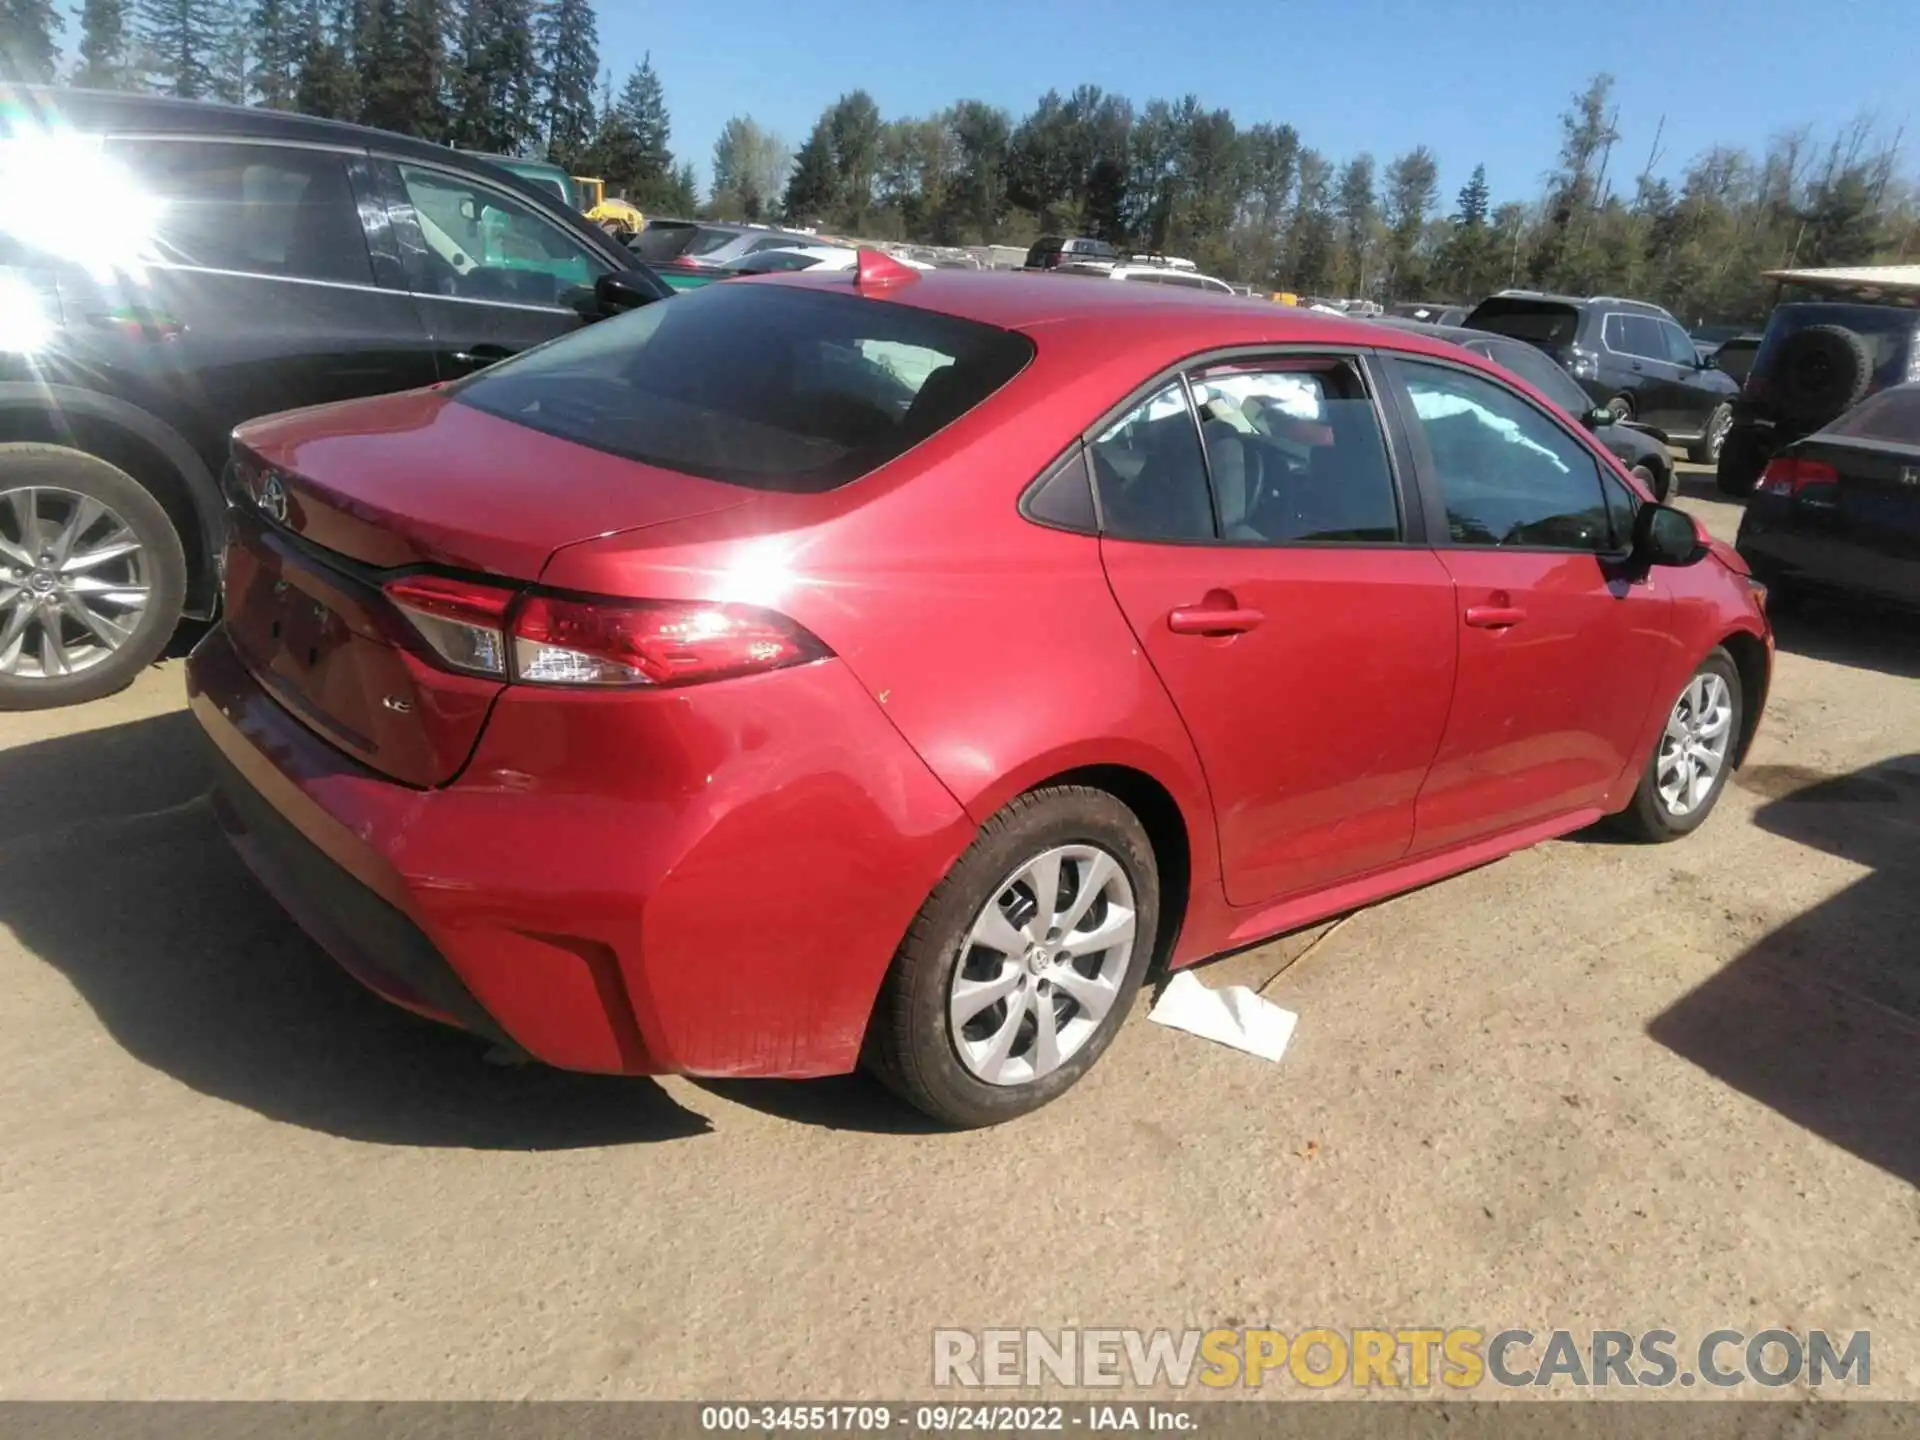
[1016, 441, 1105, 537]
[1037, 342, 1433, 549]
[1377, 350, 1636, 561]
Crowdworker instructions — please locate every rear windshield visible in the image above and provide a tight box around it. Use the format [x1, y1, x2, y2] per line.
[632, 222, 699, 263]
[454, 282, 1036, 493]
[1465, 298, 1582, 349]
[684, 226, 746, 257]
[1474, 339, 1590, 415]
[1817, 383, 1920, 442]
[1757, 304, 1917, 390]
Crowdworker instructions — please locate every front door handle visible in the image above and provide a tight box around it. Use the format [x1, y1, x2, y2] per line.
[1464, 605, 1526, 629]
[1169, 605, 1264, 636]
[451, 345, 515, 369]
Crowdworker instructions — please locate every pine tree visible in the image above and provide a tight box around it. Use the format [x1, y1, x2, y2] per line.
[2, 0, 65, 82]
[782, 118, 837, 224]
[359, 0, 446, 139]
[74, 0, 134, 88]
[247, 0, 300, 107]
[292, 0, 356, 118]
[208, 0, 249, 102]
[447, 0, 536, 153]
[535, 0, 597, 170]
[617, 53, 672, 200]
[1455, 163, 1491, 228]
[139, 0, 221, 98]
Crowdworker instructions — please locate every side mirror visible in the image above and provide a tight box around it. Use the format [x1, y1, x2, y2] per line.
[1633, 502, 1704, 568]
[593, 267, 672, 316]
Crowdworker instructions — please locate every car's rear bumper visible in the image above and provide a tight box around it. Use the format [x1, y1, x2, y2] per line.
[1738, 510, 1920, 610]
[186, 625, 974, 1077]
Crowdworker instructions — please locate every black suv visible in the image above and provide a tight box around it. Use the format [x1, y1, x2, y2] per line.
[1716, 302, 1920, 495]
[1463, 291, 1741, 465]
[0, 88, 667, 710]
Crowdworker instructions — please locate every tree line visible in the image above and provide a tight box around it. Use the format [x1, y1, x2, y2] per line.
[6, 0, 1916, 324]
[6, 0, 696, 212]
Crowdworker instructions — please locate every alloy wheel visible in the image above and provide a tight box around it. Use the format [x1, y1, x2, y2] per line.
[949, 844, 1137, 1086]
[0, 485, 151, 680]
[1656, 672, 1734, 817]
[1707, 407, 1733, 463]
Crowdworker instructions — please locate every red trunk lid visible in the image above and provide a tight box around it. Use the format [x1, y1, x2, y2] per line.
[225, 390, 751, 786]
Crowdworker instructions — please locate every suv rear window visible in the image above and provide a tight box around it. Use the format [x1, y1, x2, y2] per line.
[683, 226, 746, 257]
[1818, 382, 1920, 441]
[633, 221, 700, 263]
[454, 282, 1035, 493]
[1464, 297, 1582, 350]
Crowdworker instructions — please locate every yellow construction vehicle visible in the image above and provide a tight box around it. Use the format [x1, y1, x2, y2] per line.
[572, 176, 645, 238]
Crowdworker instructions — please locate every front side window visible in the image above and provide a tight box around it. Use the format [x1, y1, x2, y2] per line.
[455, 282, 1033, 493]
[1399, 360, 1612, 551]
[393, 162, 604, 307]
[1659, 321, 1701, 367]
[108, 139, 372, 284]
[1089, 382, 1215, 542]
[1187, 359, 1399, 543]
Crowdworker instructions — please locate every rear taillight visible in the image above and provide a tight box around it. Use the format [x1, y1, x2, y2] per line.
[384, 575, 514, 676]
[1758, 456, 1839, 498]
[513, 595, 825, 686]
[382, 577, 827, 688]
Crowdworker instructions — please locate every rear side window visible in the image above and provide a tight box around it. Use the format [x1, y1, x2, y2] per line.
[109, 139, 372, 285]
[1090, 383, 1215, 542]
[684, 227, 744, 256]
[1604, 313, 1664, 359]
[1465, 298, 1582, 349]
[455, 283, 1034, 493]
[633, 222, 699, 263]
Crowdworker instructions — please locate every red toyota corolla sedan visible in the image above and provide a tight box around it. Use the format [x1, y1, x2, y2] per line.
[187, 256, 1772, 1127]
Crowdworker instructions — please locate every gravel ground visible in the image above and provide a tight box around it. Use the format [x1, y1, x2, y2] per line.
[1, 470, 1915, 1400]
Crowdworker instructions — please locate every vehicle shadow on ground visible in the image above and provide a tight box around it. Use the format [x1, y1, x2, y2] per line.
[691, 1076, 946, 1135]
[1674, 471, 1742, 505]
[1769, 600, 1920, 680]
[1649, 754, 1920, 1186]
[0, 711, 712, 1149]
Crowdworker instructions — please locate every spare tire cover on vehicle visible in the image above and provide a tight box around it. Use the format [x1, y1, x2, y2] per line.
[1773, 324, 1873, 426]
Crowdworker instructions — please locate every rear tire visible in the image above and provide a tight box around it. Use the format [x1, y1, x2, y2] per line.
[1689, 402, 1733, 465]
[1631, 462, 1670, 503]
[864, 786, 1159, 1128]
[1612, 648, 1743, 843]
[1606, 393, 1635, 423]
[0, 445, 187, 711]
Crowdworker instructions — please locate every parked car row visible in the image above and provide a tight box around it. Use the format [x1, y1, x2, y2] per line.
[1, 88, 669, 709]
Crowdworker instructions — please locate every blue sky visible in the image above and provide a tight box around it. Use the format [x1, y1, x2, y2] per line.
[601, 0, 1916, 201]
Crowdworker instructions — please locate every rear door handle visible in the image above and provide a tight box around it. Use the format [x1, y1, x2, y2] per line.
[1168, 606, 1264, 635]
[1464, 605, 1526, 629]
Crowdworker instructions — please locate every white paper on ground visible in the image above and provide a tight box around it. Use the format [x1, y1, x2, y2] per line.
[1148, 970, 1298, 1063]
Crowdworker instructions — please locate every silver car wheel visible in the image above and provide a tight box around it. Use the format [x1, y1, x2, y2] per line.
[0, 485, 150, 680]
[1656, 672, 1734, 817]
[949, 844, 1137, 1087]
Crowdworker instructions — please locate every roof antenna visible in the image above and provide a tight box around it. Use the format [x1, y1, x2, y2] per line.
[855, 248, 920, 291]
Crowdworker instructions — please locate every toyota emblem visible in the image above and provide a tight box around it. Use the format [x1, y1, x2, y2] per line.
[259, 471, 288, 524]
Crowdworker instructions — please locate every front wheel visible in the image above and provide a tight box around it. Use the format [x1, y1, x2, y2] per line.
[1613, 649, 1743, 842]
[0, 445, 188, 711]
[864, 786, 1159, 1127]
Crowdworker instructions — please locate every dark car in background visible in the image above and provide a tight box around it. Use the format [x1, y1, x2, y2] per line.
[1022, 236, 1122, 270]
[1465, 291, 1741, 465]
[0, 87, 666, 710]
[1375, 318, 1678, 499]
[1717, 303, 1920, 495]
[1736, 383, 1920, 611]
[1389, 301, 1470, 326]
